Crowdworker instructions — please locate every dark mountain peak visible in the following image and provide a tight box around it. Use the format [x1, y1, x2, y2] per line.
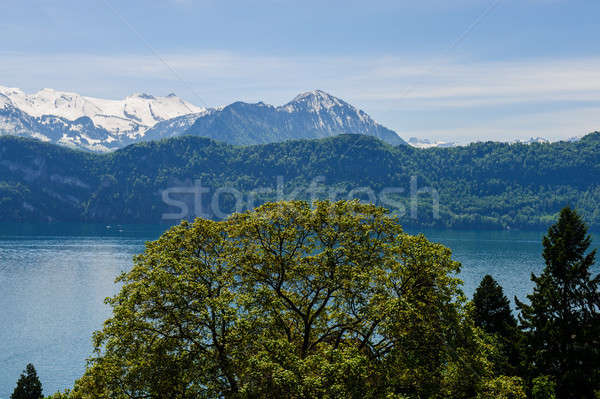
[182, 89, 405, 146]
[130, 93, 156, 100]
[224, 101, 257, 110]
[221, 100, 275, 113]
[579, 131, 600, 143]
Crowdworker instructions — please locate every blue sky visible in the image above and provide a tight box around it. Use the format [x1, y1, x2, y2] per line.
[2, 0, 599, 142]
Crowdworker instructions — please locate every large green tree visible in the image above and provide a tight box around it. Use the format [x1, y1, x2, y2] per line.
[11, 364, 43, 399]
[516, 207, 600, 398]
[473, 275, 516, 338]
[472, 275, 520, 374]
[69, 201, 517, 398]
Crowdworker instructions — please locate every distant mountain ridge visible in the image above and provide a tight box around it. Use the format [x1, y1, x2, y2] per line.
[182, 90, 405, 146]
[0, 86, 405, 151]
[0, 86, 204, 151]
[407, 137, 456, 148]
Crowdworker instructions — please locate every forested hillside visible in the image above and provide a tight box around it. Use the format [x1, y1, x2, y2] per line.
[1, 133, 599, 229]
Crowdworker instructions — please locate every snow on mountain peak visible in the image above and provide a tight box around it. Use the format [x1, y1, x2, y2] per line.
[290, 89, 339, 104]
[0, 85, 407, 151]
[270, 90, 387, 136]
[283, 90, 351, 114]
[0, 84, 204, 138]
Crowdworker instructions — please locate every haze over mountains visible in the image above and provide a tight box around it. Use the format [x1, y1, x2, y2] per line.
[0, 86, 405, 151]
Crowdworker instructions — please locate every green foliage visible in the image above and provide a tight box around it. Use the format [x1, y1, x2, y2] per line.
[516, 207, 600, 398]
[67, 200, 499, 398]
[531, 376, 556, 399]
[11, 364, 43, 399]
[472, 275, 520, 375]
[473, 275, 516, 337]
[44, 393, 71, 399]
[476, 376, 526, 399]
[1, 133, 600, 229]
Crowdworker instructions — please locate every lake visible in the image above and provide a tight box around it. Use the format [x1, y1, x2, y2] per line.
[0, 223, 565, 397]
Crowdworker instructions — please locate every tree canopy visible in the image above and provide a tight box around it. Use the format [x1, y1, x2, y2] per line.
[516, 206, 600, 398]
[2, 133, 600, 229]
[67, 200, 514, 398]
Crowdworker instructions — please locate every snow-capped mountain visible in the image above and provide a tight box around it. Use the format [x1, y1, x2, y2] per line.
[185, 90, 406, 146]
[0, 86, 203, 136]
[0, 86, 405, 151]
[0, 95, 119, 151]
[518, 137, 550, 144]
[0, 86, 204, 151]
[407, 137, 456, 149]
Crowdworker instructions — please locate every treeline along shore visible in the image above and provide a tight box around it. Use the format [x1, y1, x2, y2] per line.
[1, 132, 599, 229]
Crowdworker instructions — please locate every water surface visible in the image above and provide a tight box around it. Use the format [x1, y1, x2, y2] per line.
[0, 224, 165, 398]
[1, 224, 590, 397]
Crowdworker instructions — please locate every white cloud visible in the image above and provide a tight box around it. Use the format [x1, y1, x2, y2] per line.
[357, 58, 600, 104]
[410, 106, 600, 143]
[0, 51, 598, 142]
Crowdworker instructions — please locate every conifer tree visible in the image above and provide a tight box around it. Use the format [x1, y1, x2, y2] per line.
[473, 274, 519, 374]
[11, 364, 43, 399]
[474, 274, 517, 336]
[516, 207, 600, 398]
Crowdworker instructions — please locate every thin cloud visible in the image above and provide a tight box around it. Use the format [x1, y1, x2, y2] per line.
[0, 51, 598, 141]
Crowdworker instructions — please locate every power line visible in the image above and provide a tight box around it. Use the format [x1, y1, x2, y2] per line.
[99, 0, 209, 110]
[338, 0, 504, 159]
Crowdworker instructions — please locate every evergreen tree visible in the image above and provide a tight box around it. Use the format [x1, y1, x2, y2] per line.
[11, 364, 43, 399]
[474, 274, 517, 336]
[473, 275, 519, 374]
[516, 207, 600, 399]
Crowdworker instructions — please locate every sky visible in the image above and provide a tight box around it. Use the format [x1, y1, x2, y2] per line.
[1, 0, 599, 143]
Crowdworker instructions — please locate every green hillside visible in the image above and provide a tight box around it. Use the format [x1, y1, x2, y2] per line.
[1, 133, 599, 229]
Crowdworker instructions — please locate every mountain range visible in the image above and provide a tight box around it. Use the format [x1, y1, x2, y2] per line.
[0, 86, 405, 151]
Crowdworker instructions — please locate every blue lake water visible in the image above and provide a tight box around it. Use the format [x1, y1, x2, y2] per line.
[0, 223, 590, 397]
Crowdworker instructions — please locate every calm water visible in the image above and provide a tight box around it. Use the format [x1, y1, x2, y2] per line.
[0, 224, 591, 397]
